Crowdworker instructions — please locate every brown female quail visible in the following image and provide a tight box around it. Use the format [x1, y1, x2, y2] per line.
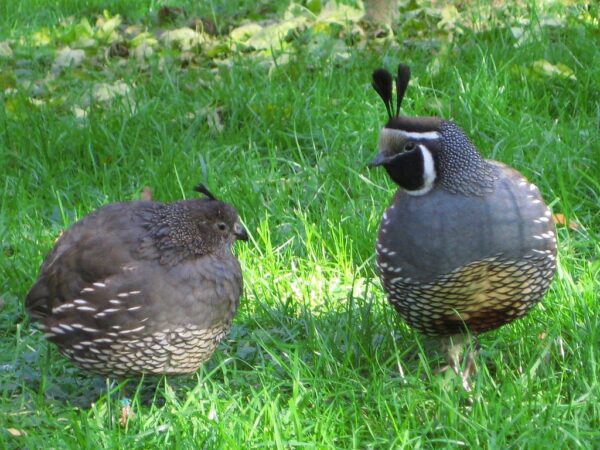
[369, 64, 557, 388]
[26, 184, 248, 377]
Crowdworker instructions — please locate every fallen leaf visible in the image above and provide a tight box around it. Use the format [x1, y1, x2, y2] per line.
[29, 98, 46, 107]
[510, 26, 524, 40]
[316, 1, 363, 24]
[437, 5, 462, 33]
[179, 50, 196, 67]
[92, 81, 131, 102]
[109, 42, 129, 58]
[160, 28, 208, 51]
[552, 213, 579, 230]
[72, 106, 88, 121]
[158, 6, 186, 24]
[204, 106, 223, 133]
[141, 186, 153, 201]
[52, 47, 86, 71]
[123, 24, 143, 37]
[73, 37, 97, 48]
[32, 29, 52, 46]
[96, 12, 122, 41]
[119, 403, 134, 427]
[246, 17, 306, 50]
[0, 296, 4, 311]
[188, 17, 218, 36]
[66, 18, 96, 48]
[6, 428, 25, 437]
[0, 41, 13, 58]
[285, 3, 316, 21]
[131, 32, 158, 48]
[230, 23, 263, 42]
[532, 60, 576, 80]
[133, 42, 154, 61]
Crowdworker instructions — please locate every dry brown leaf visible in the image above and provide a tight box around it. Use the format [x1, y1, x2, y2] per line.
[108, 42, 129, 58]
[158, 6, 186, 24]
[552, 213, 579, 230]
[119, 404, 134, 427]
[141, 186, 153, 201]
[52, 47, 86, 71]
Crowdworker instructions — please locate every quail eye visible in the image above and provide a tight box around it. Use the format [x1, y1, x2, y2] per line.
[216, 222, 227, 231]
[404, 141, 416, 151]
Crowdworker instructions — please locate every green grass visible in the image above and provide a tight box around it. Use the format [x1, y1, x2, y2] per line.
[1, 0, 599, 448]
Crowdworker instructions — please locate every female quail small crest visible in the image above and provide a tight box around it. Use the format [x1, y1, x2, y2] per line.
[26, 184, 248, 377]
[369, 64, 557, 387]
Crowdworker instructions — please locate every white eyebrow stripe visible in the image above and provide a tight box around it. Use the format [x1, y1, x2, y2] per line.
[381, 128, 441, 141]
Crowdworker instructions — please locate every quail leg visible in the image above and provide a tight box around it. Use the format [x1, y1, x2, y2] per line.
[440, 334, 479, 392]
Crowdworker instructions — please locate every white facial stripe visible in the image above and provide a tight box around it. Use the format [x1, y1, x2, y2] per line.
[380, 128, 440, 141]
[406, 145, 436, 196]
[420, 145, 436, 186]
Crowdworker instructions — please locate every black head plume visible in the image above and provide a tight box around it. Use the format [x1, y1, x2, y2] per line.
[372, 64, 412, 119]
[194, 183, 217, 200]
[372, 68, 394, 119]
[395, 64, 411, 116]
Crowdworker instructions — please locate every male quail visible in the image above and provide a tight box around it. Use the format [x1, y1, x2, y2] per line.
[26, 184, 248, 377]
[369, 64, 557, 387]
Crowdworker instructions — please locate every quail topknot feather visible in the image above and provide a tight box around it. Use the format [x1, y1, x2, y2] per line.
[369, 64, 557, 388]
[26, 184, 248, 377]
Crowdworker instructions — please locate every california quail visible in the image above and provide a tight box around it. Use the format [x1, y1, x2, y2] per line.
[26, 184, 248, 377]
[369, 64, 557, 387]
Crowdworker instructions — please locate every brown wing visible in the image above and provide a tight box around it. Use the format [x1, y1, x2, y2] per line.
[26, 203, 147, 320]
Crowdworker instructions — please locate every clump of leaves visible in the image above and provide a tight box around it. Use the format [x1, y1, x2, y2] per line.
[1, 1, 577, 124]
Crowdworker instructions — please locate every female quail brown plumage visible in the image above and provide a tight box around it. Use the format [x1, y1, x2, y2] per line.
[369, 64, 557, 386]
[26, 184, 248, 377]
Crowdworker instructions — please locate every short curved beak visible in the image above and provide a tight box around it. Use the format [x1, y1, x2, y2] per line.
[234, 223, 249, 241]
[368, 152, 390, 167]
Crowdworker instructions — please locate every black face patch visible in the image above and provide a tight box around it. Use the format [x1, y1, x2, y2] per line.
[383, 148, 424, 191]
